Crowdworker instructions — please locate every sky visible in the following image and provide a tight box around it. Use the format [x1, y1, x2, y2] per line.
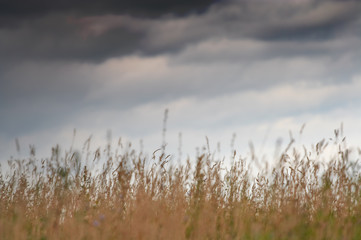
[1, 0, 361, 164]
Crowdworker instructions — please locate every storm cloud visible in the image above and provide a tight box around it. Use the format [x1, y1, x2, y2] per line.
[0, 0, 216, 18]
[0, 0, 360, 62]
[1, 0, 361, 161]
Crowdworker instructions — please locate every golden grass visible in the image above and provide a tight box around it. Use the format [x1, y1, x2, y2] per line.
[1, 129, 361, 239]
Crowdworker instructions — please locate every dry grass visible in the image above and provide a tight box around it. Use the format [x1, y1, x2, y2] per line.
[1, 128, 361, 240]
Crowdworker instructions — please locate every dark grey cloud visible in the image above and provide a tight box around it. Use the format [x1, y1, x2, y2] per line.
[0, 0, 218, 19]
[0, 0, 360, 63]
[0, 0, 219, 64]
[143, 0, 361, 51]
[0, 15, 145, 63]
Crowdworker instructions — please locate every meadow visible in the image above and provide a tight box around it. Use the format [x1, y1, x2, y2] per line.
[1, 126, 361, 240]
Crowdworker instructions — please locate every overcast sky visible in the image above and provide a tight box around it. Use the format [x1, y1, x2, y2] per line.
[1, 0, 361, 163]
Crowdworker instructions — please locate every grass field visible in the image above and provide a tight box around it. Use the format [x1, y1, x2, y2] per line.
[1, 127, 361, 240]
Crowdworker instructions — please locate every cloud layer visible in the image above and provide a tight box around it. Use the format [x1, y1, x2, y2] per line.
[1, 0, 360, 62]
[1, 0, 361, 162]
